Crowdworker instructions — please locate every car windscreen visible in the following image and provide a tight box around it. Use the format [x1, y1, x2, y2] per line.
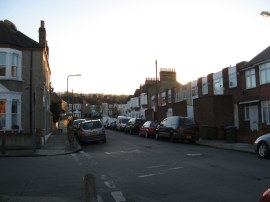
[122, 118, 130, 124]
[150, 122, 159, 127]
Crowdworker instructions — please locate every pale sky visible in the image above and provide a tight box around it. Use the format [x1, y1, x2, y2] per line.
[1, 0, 270, 95]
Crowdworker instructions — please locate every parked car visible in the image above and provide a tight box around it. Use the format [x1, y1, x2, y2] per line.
[139, 121, 159, 138]
[125, 118, 146, 134]
[254, 133, 270, 158]
[260, 188, 270, 202]
[72, 119, 86, 131]
[156, 116, 199, 143]
[116, 116, 131, 131]
[72, 118, 86, 136]
[76, 120, 106, 144]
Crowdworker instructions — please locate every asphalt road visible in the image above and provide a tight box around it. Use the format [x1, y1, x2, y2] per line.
[0, 129, 269, 202]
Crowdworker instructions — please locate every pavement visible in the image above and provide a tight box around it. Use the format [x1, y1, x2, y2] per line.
[0, 128, 255, 157]
[0, 128, 82, 157]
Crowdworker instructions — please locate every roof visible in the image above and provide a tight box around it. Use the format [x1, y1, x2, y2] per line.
[0, 20, 41, 48]
[245, 45, 270, 67]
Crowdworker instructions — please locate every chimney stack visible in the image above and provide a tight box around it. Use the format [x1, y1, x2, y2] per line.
[39, 20, 46, 47]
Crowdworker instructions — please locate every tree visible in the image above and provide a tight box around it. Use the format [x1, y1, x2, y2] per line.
[50, 101, 61, 122]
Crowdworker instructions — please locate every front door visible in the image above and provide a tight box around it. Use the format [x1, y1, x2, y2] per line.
[249, 105, 258, 131]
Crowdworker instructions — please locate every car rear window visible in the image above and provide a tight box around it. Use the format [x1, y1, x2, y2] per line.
[182, 118, 195, 125]
[83, 121, 102, 130]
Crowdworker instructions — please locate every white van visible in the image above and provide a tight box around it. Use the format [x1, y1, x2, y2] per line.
[116, 116, 131, 131]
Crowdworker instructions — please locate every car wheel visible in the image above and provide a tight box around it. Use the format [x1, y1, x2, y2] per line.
[102, 138, 107, 143]
[155, 132, 159, 140]
[145, 132, 148, 138]
[258, 142, 270, 158]
[169, 134, 176, 142]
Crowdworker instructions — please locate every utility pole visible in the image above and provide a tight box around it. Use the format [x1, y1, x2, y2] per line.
[155, 60, 158, 121]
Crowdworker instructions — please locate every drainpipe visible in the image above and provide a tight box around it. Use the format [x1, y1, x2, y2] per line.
[30, 51, 36, 151]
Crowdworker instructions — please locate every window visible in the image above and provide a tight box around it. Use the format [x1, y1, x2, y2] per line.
[245, 69, 256, 89]
[245, 105, 250, 120]
[213, 78, 223, 94]
[228, 66, 237, 88]
[11, 54, 18, 77]
[168, 90, 172, 103]
[181, 89, 187, 99]
[260, 62, 270, 85]
[202, 77, 208, 95]
[191, 86, 198, 97]
[0, 100, 6, 128]
[262, 101, 270, 124]
[12, 100, 18, 126]
[175, 90, 180, 102]
[0, 52, 6, 76]
[162, 92, 166, 106]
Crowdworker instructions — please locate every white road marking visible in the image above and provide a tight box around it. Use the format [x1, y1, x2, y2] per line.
[147, 165, 166, 169]
[104, 180, 116, 189]
[186, 153, 202, 156]
[168, 166, 184, 170]
[80, 150, 92, 158]
[111, 191, 126, 202]
[71, 153, 83, 165]
[97, 194, 103, 202]
[138, 166, 184, 178]
[138, 173, 163, 178]
[105, 149, 141, 155]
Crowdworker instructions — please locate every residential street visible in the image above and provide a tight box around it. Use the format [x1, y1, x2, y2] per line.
[0, 130, 269, 202]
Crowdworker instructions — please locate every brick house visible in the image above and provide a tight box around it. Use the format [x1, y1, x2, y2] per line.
[0, 20, 52, 147]
[143, 68, 179, 121]
[233, 46, 270, 142]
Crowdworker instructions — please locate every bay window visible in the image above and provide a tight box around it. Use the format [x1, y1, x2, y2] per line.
[12, 53, 18, 78]
[0, 100, 6, 128]
[0, 52, 6, 76]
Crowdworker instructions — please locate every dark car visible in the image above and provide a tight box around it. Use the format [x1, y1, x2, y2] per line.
[76, 120, 106, 144]
[125, 118, 146, 134]
[139, 121, 159, 138]
[156, 116, 199, 143]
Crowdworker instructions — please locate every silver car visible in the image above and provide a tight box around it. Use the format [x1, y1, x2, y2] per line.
[254, 133, 270, 158]
[76, 120, 106, 144]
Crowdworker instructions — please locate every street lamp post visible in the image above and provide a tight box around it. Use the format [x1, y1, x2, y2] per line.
[67, 74, 81, 115]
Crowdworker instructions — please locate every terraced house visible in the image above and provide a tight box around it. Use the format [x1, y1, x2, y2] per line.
[126, 46, 270, 143]
[0, 20, 52, 147]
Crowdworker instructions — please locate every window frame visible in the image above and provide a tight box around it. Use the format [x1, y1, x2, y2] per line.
[262, 100, 270, 125]
[245, 68, 256, 89]
[228, 66, 237, 88]
[259, 62, 270, 85]
[0, 52, 6, 77]
[0, 100, 6, 128]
